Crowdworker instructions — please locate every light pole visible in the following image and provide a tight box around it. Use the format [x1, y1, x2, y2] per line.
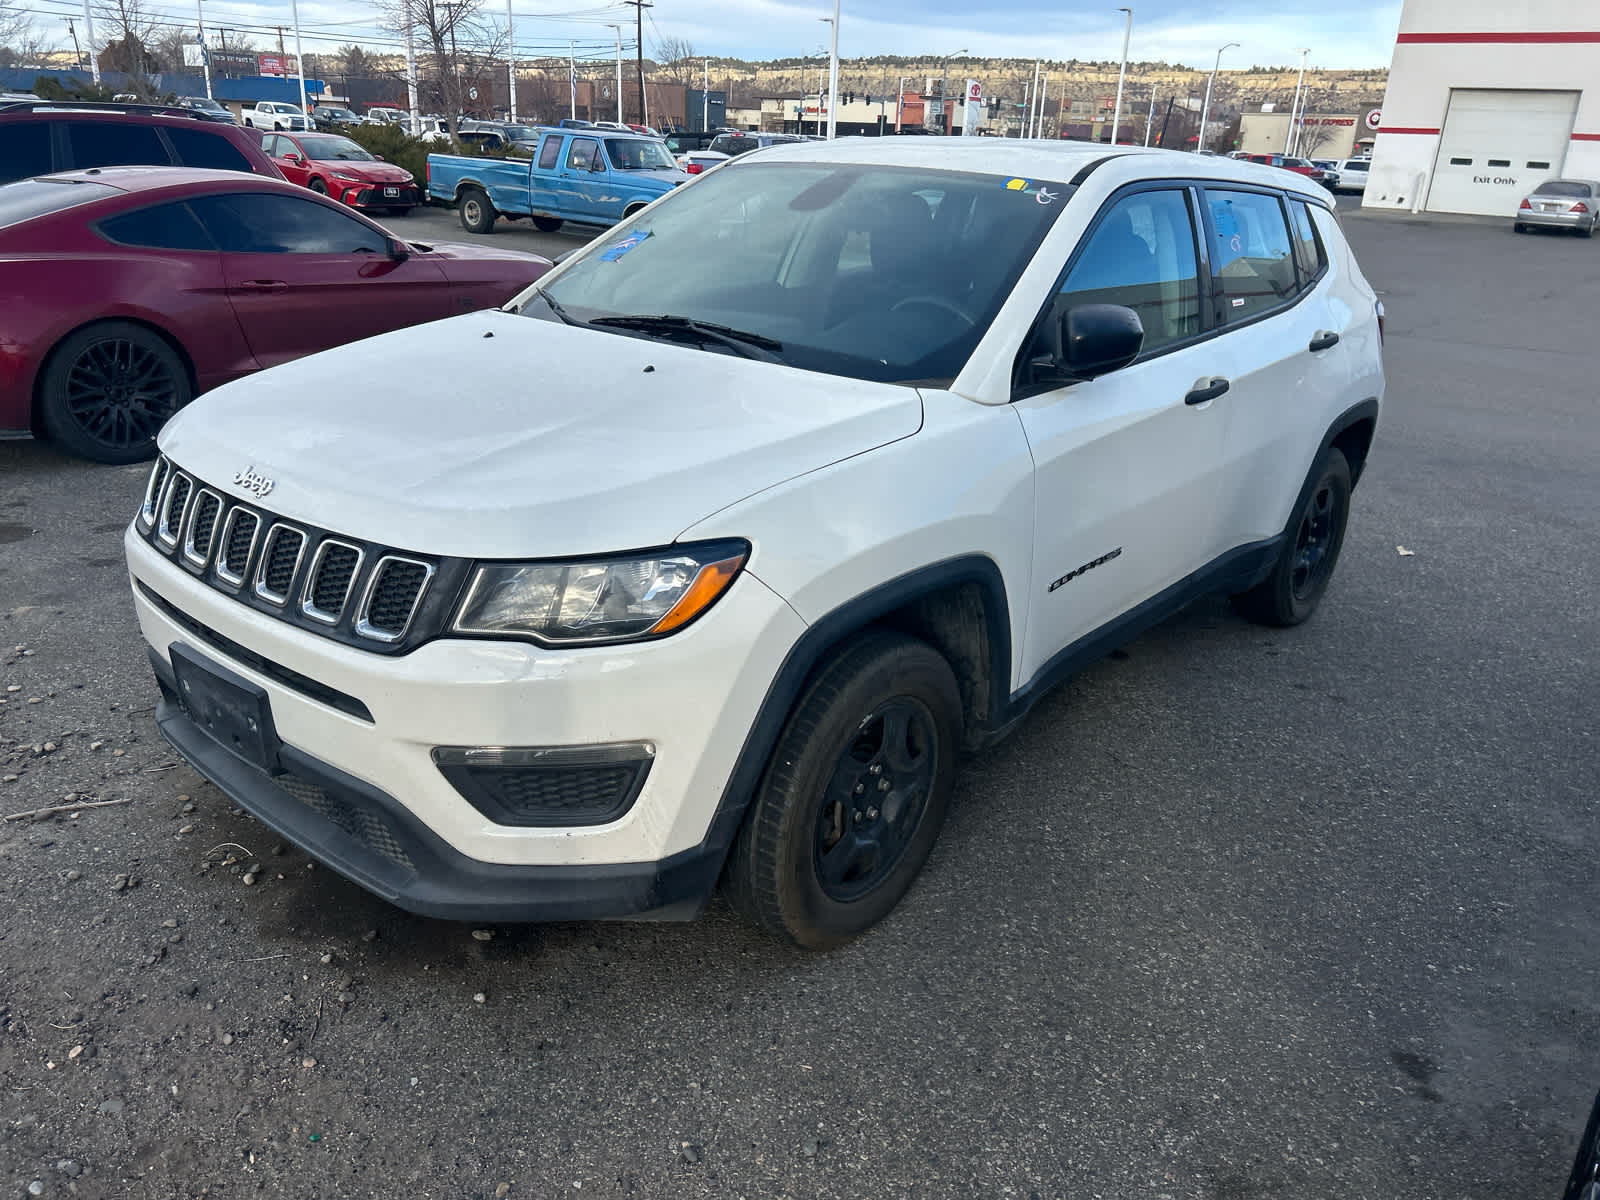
[290, 0, 308, 122]
[80, 0, 99, 85]
[505, 0, 516, 122]
[1145, 84, 1156, 145]
[606, 24, 623, 123]
[702, 58, 709, 131]
[196, 0, 212, 99]
[1109, 7, 1132, 146]
[939, 48, 967, 135]
[1197, 40, 1238, 153]
[823, 0, 840, 140]
[1286, 47, 1310, 155]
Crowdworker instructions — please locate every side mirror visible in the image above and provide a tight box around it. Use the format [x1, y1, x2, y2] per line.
[374, 154, 386, 162]
[387, 238, 411, 262]
[1058, 304, 1145, 379]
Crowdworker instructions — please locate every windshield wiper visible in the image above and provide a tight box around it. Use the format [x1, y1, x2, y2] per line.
[586, 315, 785, 362]
[534, 289, 582, 326]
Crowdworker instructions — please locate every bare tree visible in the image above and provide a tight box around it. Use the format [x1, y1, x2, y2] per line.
[654, 34, 697, 86]
[381, 0, 499, 139]
[0, 2, 51, 68]
[93, 0, 162, 93]
[1296, 123, 1337, 158]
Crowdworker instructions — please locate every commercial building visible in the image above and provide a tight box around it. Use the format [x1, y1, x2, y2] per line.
[1365, 0, 1600, 215]
[1238, 108, 1380, 159]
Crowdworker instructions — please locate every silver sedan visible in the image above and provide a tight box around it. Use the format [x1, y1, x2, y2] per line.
[1515, 179, 1599, 237]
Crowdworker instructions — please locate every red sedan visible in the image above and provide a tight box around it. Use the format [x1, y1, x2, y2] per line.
[264, 132, 422, 215]
[0, 167, 551, 463]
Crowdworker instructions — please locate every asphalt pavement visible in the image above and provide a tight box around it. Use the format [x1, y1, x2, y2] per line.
[1, 205, 1598, 1199]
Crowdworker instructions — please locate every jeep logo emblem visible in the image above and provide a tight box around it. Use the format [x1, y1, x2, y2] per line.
[233, 466, 275, 499]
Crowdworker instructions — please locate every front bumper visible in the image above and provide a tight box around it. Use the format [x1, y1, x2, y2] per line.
[127, 526, 807, 919]
[341, 182, 420, 208]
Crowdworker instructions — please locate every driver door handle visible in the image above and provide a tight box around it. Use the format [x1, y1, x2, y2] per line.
[1309, 330, 1341, 352]
[1185, 376, 1230, 406]
[236, 279, 287, 292]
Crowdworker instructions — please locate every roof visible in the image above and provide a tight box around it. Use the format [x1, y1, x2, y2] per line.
[35, 166, 297, 195]
[738, 135, 1337, 198]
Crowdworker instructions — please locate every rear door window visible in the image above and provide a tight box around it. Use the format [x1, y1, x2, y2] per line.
[0, 123, 54, 184]
[1287, 200, 1326, 287]
[1204, 189, 1297, 321]
[66, 121, 172, 169]
[165, 126, 254, 173]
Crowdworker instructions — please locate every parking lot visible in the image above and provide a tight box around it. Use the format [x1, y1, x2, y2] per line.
[2, 208, 1597, 1199]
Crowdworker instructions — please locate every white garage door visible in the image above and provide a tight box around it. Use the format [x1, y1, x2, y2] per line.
[1427, 89, 1579, 217]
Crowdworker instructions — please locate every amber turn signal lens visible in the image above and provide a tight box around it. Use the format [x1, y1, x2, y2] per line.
[649, 554, 746, 634]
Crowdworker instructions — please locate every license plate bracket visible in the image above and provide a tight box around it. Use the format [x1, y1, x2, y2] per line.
[169, 643, 281, 772]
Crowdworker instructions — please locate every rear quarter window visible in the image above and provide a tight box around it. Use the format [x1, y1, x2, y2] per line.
[98, 200, 214, 250]
[67, 121, 172, 169]
[164, 126, 255, 173]
[537, 135, 563, 169]
[0, 123, 53, 185]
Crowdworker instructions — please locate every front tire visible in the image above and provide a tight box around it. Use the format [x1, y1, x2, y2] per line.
[1233, 447, 1352, 627]
[309, 178, 328, 195]
[458, 187, 496, 234]
[723, 632, 962, 950]
[38, 321, 192, 464]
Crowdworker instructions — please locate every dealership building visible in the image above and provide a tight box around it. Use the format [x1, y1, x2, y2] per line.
[1365, 0, 1600, 216]
[1237, 109, 1381, 159]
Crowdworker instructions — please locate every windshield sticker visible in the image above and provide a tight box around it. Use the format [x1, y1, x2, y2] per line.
[599, 230, 651, 261]
[1004, 177, 1060, 204]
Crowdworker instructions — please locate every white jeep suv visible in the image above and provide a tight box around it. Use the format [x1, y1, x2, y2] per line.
[126, 140, 1383, 948]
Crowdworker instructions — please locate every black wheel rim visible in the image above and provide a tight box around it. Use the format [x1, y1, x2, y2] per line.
[813, 697, 938, 903]
[1291, 478, 1342, 600]
[64, 338, 180, 451]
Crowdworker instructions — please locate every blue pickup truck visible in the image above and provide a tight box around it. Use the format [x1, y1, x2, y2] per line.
[426, 128, 688, 234]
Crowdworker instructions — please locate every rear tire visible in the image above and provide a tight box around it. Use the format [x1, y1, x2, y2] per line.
[1579, 221, 1594, 239]
[723, 632, 962, 950]
[38, 321, 192, 465]
[532, 215, 563, 232]
[1513, 222, 1526, 233]
[458, 187, 496, 234]
[1232, 447, 1353, 627]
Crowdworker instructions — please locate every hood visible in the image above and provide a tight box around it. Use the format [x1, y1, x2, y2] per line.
[628, 167, 690, 189]
[322, 161, 413, 182]
[158, 309, 923, 559]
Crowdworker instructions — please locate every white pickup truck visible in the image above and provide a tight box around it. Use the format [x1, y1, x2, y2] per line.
[241, 101, 312, 132]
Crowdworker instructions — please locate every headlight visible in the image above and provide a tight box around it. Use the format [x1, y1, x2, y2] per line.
[451, 540, 748, 646]
[331, 170, 360, 181]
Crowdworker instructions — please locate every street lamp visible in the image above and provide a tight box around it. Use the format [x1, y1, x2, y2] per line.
[1286, 47, 1310, 156]
[822, 1, 840, 141]
[939, 48, 967, 135]
[1197, 40, 1238, 153]
[1109, 7, 1132, 147]
[606, 23, 623, 124]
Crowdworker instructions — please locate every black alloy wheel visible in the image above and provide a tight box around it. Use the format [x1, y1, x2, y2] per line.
[813, 698, 938, 902]
[1290, 474, 1343, 602]
[1232, 446, 1352, 627]
[39, 322, 191, 464]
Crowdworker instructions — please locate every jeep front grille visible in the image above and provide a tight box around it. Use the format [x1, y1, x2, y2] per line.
[136, 457, 454, 655]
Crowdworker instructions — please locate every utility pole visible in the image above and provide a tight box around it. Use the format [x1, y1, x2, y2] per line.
[277, 26, 285, 56]
[1286, 47, 1310, 155]
[895, 75, 905, 133]
[289, 0, 307, 122]
[1037, 73, 1050, 138]
[568, 39, 576, 119]
[623, 0, 651, 127]
[1110, 7, 1133, 146]
[1145, 85, 1156, 145]
[939, 49, 967, 135]
[506, 0, 516, 122]
[1025, 60, 1039, 139]
[67, 18, 83, 70]
[702, 58, 708, 131]
[81, 0, 99, 84]
[1156, 94, 1175, 147]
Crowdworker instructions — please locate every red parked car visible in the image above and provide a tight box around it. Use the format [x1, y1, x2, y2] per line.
[1244, 153, 1335, 189]
[262, 131, 422, 215]
[0, 167, 551, 463]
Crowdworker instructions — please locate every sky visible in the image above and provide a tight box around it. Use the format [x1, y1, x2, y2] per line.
[26, 0, 1406, 73]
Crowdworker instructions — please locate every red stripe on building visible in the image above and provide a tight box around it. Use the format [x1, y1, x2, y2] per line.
[1378, 126, 1441, 135]
[1573, 133, 1600, 142]
[1396, 31, 1600, 44]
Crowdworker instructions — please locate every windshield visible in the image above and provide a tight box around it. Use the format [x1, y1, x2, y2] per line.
[297, 135, 374, 161]
[0, 178, 118, 229]
[1534, 181, 1591, 197]
[524, 162, 1070, 385]
[605, 138, 677, 170]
